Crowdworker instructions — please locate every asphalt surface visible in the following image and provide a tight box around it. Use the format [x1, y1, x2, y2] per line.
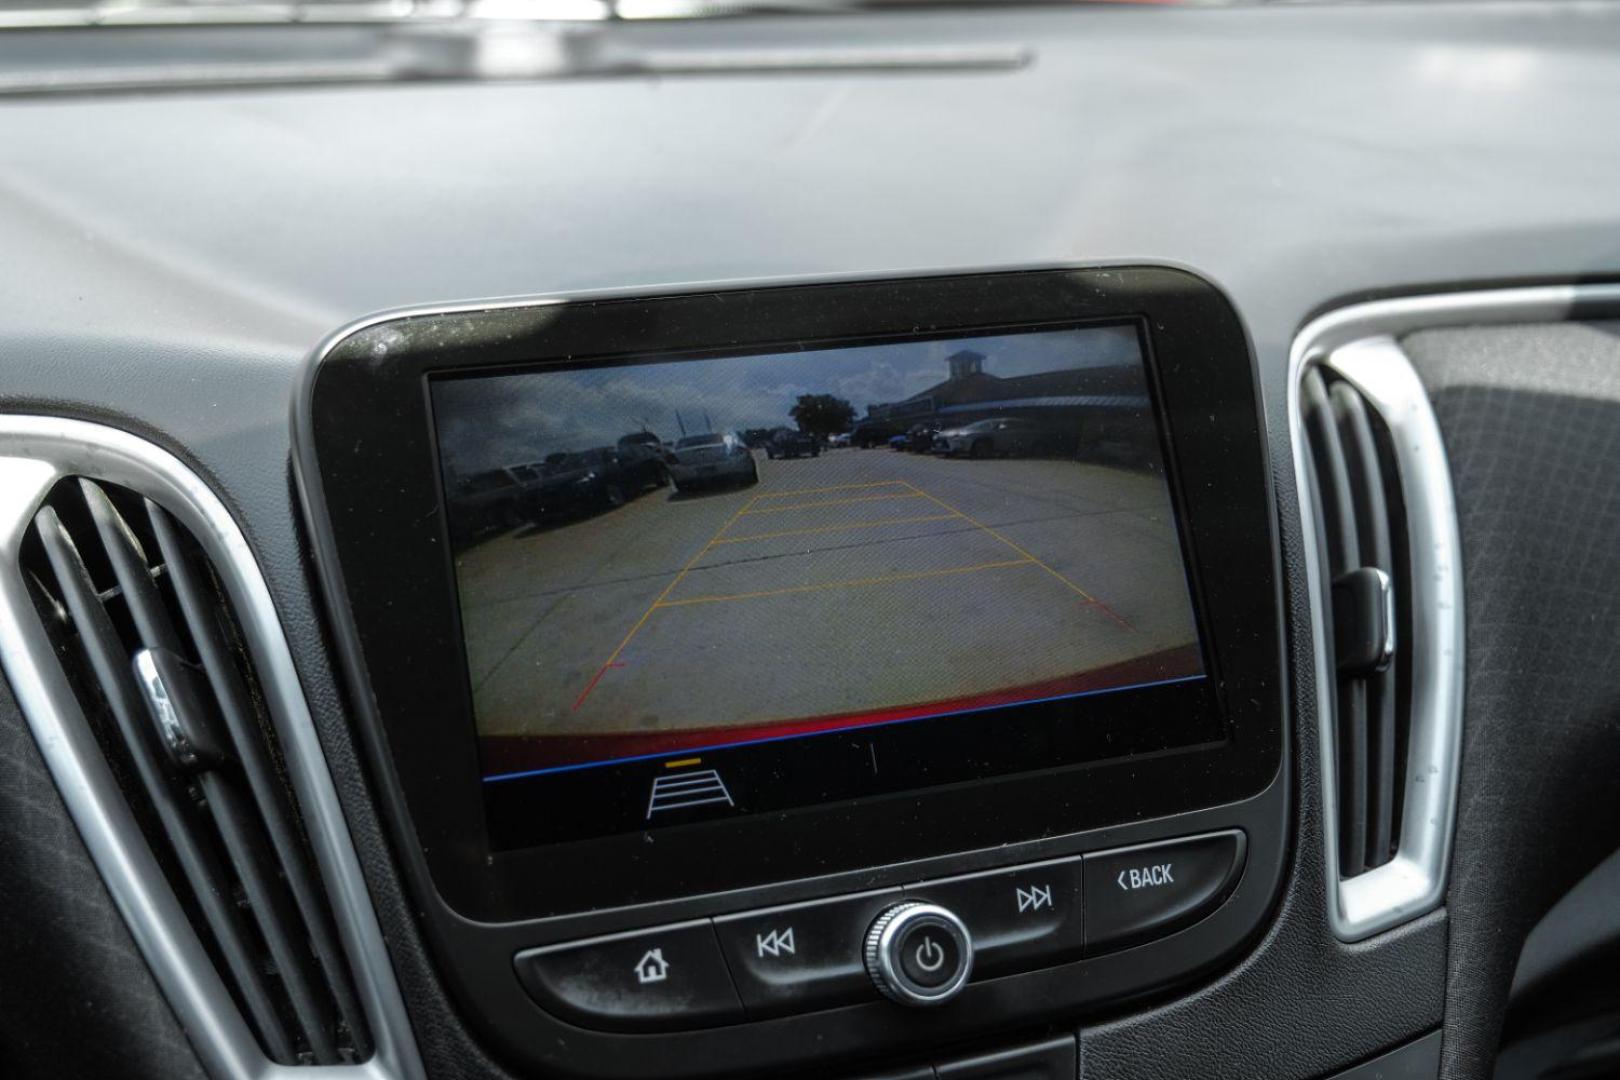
[454, 448, 1201, 743]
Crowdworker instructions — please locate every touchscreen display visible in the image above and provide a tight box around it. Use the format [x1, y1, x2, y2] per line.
[432, 323, 1212, 849]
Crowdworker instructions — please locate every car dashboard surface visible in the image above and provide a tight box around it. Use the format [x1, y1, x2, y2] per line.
[2, 4, 1620, 1080]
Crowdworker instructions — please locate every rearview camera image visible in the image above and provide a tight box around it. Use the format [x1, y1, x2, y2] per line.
[432, 324, 1205, 789]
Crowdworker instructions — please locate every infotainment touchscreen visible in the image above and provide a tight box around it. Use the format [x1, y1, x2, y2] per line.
[431, 323, 1213, 849]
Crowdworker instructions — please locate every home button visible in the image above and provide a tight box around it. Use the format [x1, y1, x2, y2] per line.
[514, 920, 743, 1031]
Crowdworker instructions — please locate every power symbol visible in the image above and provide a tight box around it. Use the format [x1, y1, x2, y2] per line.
[913, 936, 945, 973]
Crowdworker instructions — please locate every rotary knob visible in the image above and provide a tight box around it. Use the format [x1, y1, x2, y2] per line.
[863, 901, 974, 1006]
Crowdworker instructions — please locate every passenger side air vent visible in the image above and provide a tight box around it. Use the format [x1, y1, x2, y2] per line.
[19, 477, 372, 1066]
[1291, 334, 1464, 942]
[1299, 368, 1408, 879]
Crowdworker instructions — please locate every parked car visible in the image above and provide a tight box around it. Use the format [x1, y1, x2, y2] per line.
[764, 428, 820, 459]
[828, 432, 852, 448]
[904, 421, 942, 453]
[609, 443, 673, 488]
[447, 462, 547, 542]
[887, 433, 909, 451]
[668, 432, 759, 492]
[518, 445, 666, 522]
[853, 421, 903, 448]
[934, 417, 1063, 458]
[616, 431, 669, 459]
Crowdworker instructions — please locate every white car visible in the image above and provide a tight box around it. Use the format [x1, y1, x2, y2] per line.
[934, 417, 1056, 458]
[667, 432, 759, 492]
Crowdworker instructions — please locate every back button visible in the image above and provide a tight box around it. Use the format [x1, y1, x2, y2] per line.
[1083, 830, 1247, 954]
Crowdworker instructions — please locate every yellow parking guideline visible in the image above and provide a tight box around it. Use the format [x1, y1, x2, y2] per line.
[574, 486, 768, 708]
[653, 558, 1036, 609]
[752, 479, 910, 499]
[577, 469, 1136, 712]
[898, 481, 1099, 602]
[897, 481, 1134, 630]
[711, 512, 962, 545]
[741, 491, 926, 516]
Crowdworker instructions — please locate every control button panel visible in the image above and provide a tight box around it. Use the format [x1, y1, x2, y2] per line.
[714, 889, 899, 1016]
[514, 920, 742, 1031]
[905, 857, 1083, 977]
[1082, 830, 1247, 953]
[513, 830, 1246, 1029]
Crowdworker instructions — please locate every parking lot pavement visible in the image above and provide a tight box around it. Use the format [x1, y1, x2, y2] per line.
[456, 448, 1202, 742]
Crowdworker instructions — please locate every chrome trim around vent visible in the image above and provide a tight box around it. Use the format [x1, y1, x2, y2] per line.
[1290, 282, 1620, 941]
[0, 417, 423, 1080]
[1301, 336, 1463, 940]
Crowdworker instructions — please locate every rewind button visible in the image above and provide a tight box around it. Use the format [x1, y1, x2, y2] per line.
[714, 889, 902, 1017]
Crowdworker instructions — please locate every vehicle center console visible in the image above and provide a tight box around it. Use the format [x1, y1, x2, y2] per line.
[295, 268, 1286, 1077]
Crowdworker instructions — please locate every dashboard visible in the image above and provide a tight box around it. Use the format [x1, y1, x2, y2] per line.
[3, 4, 1620, 1080]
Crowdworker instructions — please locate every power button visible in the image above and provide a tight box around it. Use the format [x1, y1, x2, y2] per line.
[900, 924, 960, 987]
[864, 902, 973, 1006]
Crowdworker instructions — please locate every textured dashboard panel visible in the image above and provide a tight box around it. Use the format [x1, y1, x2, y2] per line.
[0, 673, 207, 1080]
[1403, 322, 1620, 1080]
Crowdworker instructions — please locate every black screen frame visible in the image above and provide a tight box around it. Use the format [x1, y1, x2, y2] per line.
[296, 267, 1281, 923]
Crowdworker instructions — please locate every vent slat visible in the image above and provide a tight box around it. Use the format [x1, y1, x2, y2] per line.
[1301, 369, 1361, 577]
[1303, 370, 1371, 877]
[79, 479, 187, 656]
[34, 504, 300, 1063]
[1329, 385, 1394, 579]
[24, 480, 373, 1067]
[198, 765, 342, 1063]
[1366, 666, 1398, 867]
[149, 501, 373, 1060]
[1335, 676, 1371, 878]
[1329, 386, 1399, 870]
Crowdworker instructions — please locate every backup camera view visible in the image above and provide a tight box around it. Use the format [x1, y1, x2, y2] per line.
[433, 325, 1204, 781]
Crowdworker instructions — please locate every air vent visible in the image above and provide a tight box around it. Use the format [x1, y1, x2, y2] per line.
[19, 477, 371, 1066]
[1299, 368, 1408, 878]
[1291, 333, 1464, 942]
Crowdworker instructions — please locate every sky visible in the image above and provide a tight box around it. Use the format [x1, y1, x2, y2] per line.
[431, 323, 1143, 483]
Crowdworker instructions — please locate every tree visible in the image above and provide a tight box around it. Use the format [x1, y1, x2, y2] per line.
[789, 394, 856, 437]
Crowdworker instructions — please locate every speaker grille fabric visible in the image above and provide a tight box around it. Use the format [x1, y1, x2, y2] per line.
[0, 672, 206, 1080]
[1403, 320, 1620, 1080]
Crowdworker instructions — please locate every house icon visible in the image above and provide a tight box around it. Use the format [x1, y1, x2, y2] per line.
[634, 948, 670, 985]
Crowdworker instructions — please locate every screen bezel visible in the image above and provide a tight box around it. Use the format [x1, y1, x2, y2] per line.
[298, 267, 1282, 923]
